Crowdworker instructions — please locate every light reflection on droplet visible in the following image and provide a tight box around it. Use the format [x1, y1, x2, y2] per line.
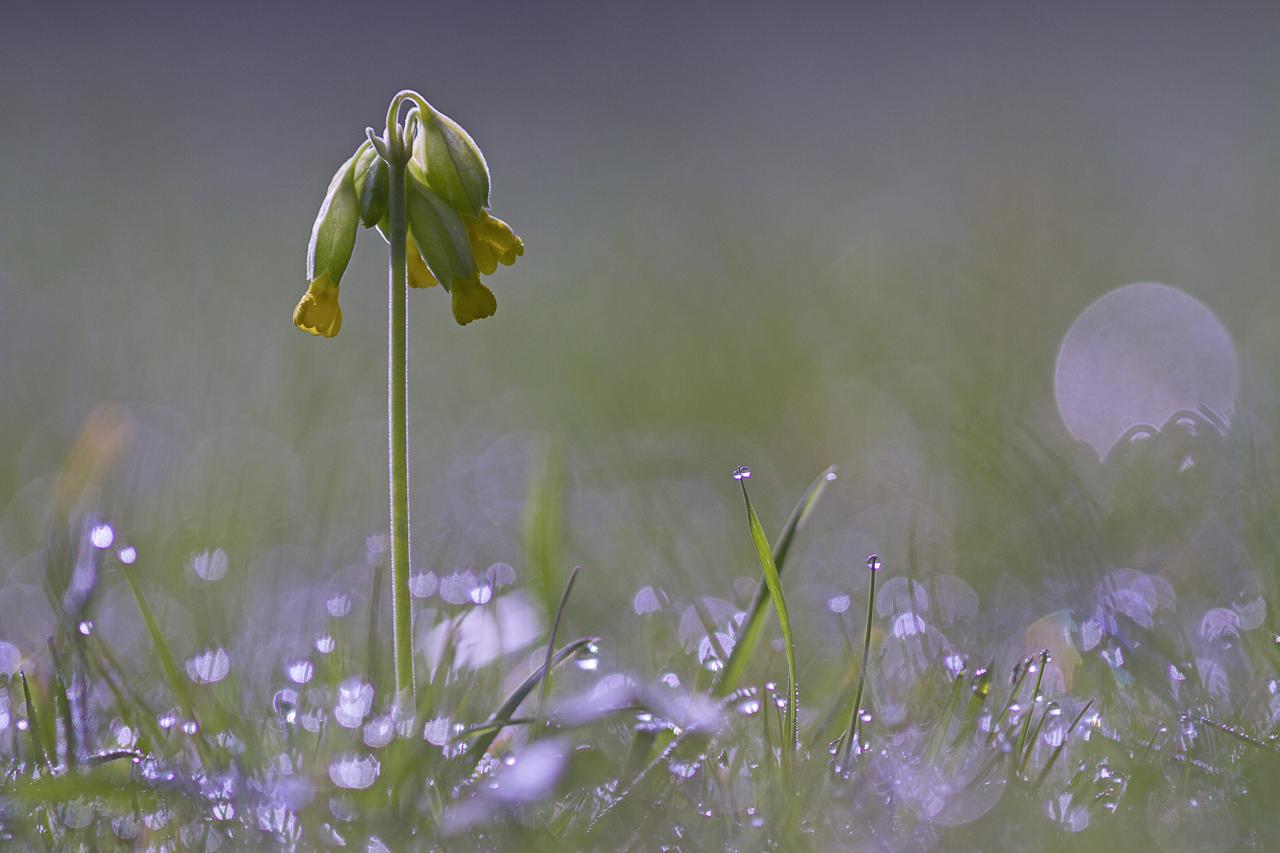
[439, 571, 477, 605]
[633, 585, 664, 615]
[486, 562, 517, 588]
[408, 571, 438, 599]
[286, 659, 314, 685]
[90, 523, 115, 549]
[328, 754, 380, 789]
[118, 546, 137, 564]
[469, 582, 494, 605]
[184, 647, 230, 684]
[315, 635, 336, 655]
[731, 465, 752, 481]
[189, 548, 229, 582]
[326, 594, 352, 619]
[575, 641, 601, 671]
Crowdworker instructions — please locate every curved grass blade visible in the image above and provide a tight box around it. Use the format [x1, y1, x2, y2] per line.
[738, 474, 799, 773]
[717, 465, 835, 696]
[458, 635, 599, 769]
[536, 566, 581, 725]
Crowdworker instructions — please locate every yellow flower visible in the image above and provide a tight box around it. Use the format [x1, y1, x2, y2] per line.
[407, 242, 438, 289]
[463, 211, 524, 276]
[292, 275, 343, 337]
[451, 275, 497, 325]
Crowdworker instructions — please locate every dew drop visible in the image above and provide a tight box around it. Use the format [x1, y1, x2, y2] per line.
[731, 466, 752, 481]
[575, 641, 601, 672]
[408, 571, 438, 598]
[90, 524, 115, 549]
[189, 548, 229, 582]
[184, 648, 230, 684]
[328, 754, 380, 789]
[326, 594, 352, 619]
[286, 659, 314, 685]
[77, 620, 94, 636]
[469, 582, 494, 605]
[315, 635, 336, 655]
[118, 546, 137, 564]
[866, 553, 882, 573]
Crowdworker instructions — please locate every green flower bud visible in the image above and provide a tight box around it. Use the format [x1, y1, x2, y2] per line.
[356, 154, 389, 228]
[405, 172, 476, 292]
[411, 106, 490, 217]
[306, 149, 362, 288]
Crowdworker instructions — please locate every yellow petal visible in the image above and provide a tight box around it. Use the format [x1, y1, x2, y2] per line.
[465, 211, 523, 271]
[451, 275, 497, 325]
[293, 275, 343, 337]
[407, 241, 438, 289]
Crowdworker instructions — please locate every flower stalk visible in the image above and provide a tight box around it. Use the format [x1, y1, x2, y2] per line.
[292, 88, 523, 707]
[385, 100, 414, 702]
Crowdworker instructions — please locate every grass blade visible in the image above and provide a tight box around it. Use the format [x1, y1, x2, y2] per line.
[536, 565, 581, 725]
[458, 635, 599, 769]
[19, 670, 52, 773]
[717, 465, 835, 696]
[736, 470, 799, 773]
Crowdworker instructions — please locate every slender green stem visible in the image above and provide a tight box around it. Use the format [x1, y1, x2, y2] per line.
[840, 555, 878, 768]
[386, 121, 414, 703]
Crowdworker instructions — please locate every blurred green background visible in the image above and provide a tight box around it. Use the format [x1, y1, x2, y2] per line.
[3, 1, 1280, 666]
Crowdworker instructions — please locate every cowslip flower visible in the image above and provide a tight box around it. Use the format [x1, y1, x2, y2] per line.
[408, 102, 523, 324]
[292, 96, 522, 334]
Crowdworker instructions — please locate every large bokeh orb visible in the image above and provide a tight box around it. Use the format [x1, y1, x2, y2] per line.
[1054, 282, 1238, 460]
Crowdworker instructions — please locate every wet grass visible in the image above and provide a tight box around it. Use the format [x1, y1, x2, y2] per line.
[3, 444, 1280, 849]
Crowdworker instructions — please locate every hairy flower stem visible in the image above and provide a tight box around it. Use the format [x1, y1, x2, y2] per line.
[385, 103, 414, 703]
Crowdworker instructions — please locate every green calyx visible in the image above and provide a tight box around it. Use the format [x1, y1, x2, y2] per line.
[411, 104, 491, 217]
[405, 173, 476, 292]
[306, 145, 363, 287]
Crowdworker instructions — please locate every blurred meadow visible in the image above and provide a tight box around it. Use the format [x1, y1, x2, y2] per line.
[4, 1, 1280, 849]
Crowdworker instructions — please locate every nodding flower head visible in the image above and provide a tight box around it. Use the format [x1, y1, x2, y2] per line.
[293, 91, 523, 335]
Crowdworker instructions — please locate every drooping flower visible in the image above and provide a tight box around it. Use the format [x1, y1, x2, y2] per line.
[293, 146, 362, 337]
[405, 102, 523, 324]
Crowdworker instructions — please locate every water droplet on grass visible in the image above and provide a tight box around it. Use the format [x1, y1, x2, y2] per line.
[90, 524, 114, 549]
[731, 466, 752, 481]
[866, 553, 882, 572]
[408, 571, 438, 598]
[575, 641, 600, 671]
[286, 659, 314, 684]
[328, 754, 379, 789]
[118, 546, 137, 564]
[189, 548, 229, 582]
[469, 582, 493, 605]
[185, 648, 230, 683]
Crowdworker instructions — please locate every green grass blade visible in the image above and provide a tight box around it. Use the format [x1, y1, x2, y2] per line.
[19, 670, 52, 773]
[717, 465, 835, 696]
[523, 439, 564, 620]
[117, 566, 212, 762]
[737, 473, 799, 772]
[458, 634, 599, 769]
[536, 565, 581, 724]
